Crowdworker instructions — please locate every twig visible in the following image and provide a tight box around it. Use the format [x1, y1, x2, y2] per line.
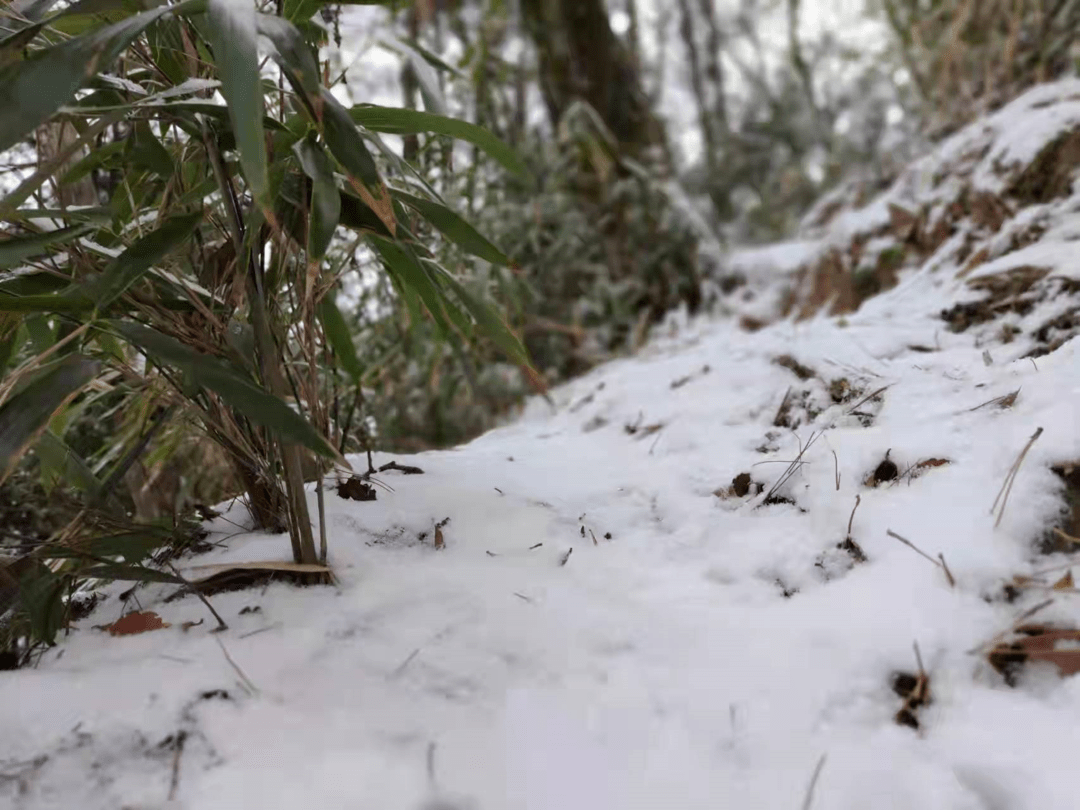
[378, 460, 425, 474]
[991, 427, 1043, 527]
[801, 753, 828, 810]
[238, 623, 281, 639]
[514, 592, 533, 602]
[559, 548, 573, 567]
[886, 530, 954, 588]
[166, 563, 228, 632]
[968, 388, 1020, 412]
[391, 648, 421, 678]
[966, 598, 1054, 654]
[765, 431, 822, 502]
[847, 495, 861, 537]
[846, 384, 891, 415]
[912, 641, 925, 676]
[529, 543, 543, 550]
[167, 730, 187, 801]
[832, 450, 840, 491]
[214, 636, 258, 695]
[937, 553, 956, 587]
[1053, 527, 1080, 546]
[773, 386, 793, 426]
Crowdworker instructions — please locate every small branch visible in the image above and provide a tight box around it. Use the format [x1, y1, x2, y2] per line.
[167, 730, 187, 801]
[886, 529, 955, 587]
[991, 427, 1043, 528]
[214, 636, 258, 695]
[559, 548, 573, 567]
[846, 385, 891, 415]
[378, 460, 425, 475]
[800, 753, 828, 810]
[166, 563, 228, 632]
[847, 495, 861, 537]
[832, 449, 840, 491]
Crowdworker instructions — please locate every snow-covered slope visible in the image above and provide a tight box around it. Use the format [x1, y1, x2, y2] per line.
[5, 82, 1080, 810]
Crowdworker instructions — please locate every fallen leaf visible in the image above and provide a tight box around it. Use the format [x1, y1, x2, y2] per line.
[989, 625, 1080, 681]
[107, 611, 171, 636]
[337, 477, 376, 501]
[181, 619, 204, 632]
[434, 526, 444, 550]
[917, 458, 951, 468]
[1053, 569, 1074, 590]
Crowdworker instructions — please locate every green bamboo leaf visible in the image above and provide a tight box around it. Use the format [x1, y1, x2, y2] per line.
[0, 3, 184, 154]
[43, 530, 170, 562]
[5, 207, 114, 225]
[0, 224, 95, 270]
[0, 292, 92, 313]
[112, 321, 338, 459]
[256, 14, 320, 101]
[292, 135, 340, 260]
[348, 105, 527, 177]
[322, 91, 382, 189]
[82, 562, 184, 584]
[35, 429, 102, 495]
[127, 121, 175, 178]
[205, 0, 270, 209]
[339, 188, 393, 236]
[370, 237, 450, 334]
[394, 191, 510, 266]
[438, 271, 532, 369]
[0, 353, 100, 484]
[16, 562, 66, 645]
[86, 210, 202, 310]
[317, 294, 361, 381]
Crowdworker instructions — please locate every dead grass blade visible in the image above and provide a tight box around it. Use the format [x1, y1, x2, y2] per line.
[846, 384, 891, 415]
[991, 427, 1043, 527]
[800, 753, 828, 810]
[886, 529, 955, 587]
[214, 636, 259, 695]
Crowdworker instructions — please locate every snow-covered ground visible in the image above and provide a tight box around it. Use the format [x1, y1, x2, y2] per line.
[5, 82, 1080, 809]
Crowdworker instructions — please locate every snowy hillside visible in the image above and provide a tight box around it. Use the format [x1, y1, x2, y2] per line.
[4, 81, 1080, 809]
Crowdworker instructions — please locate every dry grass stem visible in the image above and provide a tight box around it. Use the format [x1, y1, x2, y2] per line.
[991, 427, 1043, 527]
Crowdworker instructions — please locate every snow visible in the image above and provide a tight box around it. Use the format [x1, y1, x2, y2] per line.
[5, 236, 1080, 808]
[8, 69, 1080, 810]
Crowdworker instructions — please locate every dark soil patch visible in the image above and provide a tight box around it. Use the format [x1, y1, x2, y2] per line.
[941, 266, 1051, 332]
[773, 355, 816, 381]
[1039, 463, 1080, 554]
[1007, 128, 1080, 204]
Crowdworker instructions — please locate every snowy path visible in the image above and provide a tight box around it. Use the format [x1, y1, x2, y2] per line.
[7, 79, 1080, 810]
[3, 288, 1079, 808]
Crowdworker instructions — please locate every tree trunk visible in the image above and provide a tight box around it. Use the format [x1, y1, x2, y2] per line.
[521, 0, 665, 158]
[35, 120, 97, 208]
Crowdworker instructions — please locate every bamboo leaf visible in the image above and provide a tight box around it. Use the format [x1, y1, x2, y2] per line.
[205, 0, 270, 209]
[82, 562, 184, 584]
[112, 321, 338, 459]
[292, 135, 340, 260]
[317, 294, 361, 381]
[256, 14, 320, 102]
[438, 271, 533, 370]
[321, 90, 381, 188]
[0, 3, 183, 154]
[348, 105, 527, 177]
[0, 224, 95, 270]
[86, 210, 202, 309]
[0, 353, 100, 484]
[394, 191, 510, 266]
[370, 236, 450, 334]
[35, 429, 102, 495]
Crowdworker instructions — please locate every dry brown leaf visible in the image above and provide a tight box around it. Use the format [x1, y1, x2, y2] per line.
[355, 180, 396, 237]
[1053, 569, 1074, 590]
[181, 619, 204, 632]
[434, 526, 444, 550]
[107, 611, 171, 637]
[989, 625, 1080, 680]
[917, 458, 951, 468]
